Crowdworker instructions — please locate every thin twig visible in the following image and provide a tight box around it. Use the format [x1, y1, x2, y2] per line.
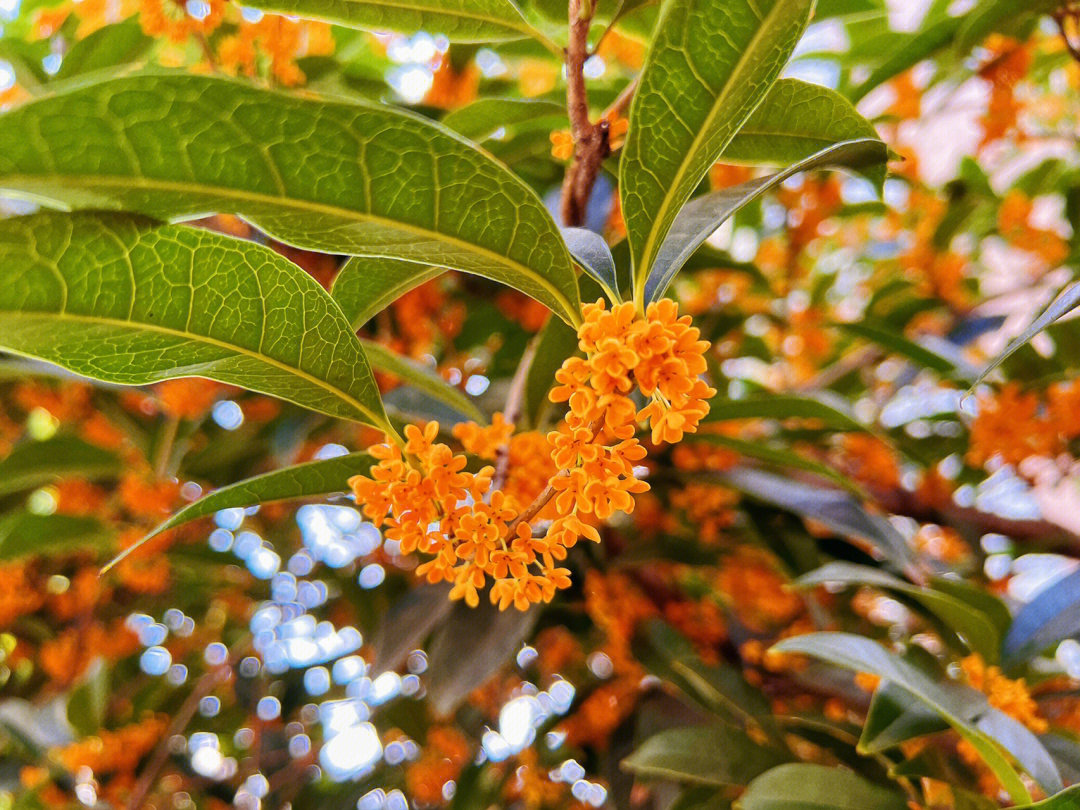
[602, 73, 639, 121]
[125, 663, 233, 810]
[492, 336, 540, 492]
[153, 415, 180, 479]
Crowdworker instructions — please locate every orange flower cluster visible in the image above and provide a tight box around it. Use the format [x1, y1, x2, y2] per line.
[997, 190, 1069, 267]
[424, 57, 479, 109]
[557, 299, 714, 446]
[550, 113, 628, 161]
[967, 381, 1080, 467]
[350, 421, 574, 611]
[217, 15, 335, 86]
[351, 298, 713, 610]
[138, 0, 223, 43]
[962, 654, 1048, 733]
[404, 726, 472, 806]
[978, 37, 1032, 148]
[53, 714, 168, 775]
[0, 562, 46, 626]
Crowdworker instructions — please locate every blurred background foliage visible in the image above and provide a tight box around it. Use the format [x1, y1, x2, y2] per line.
[4, 1, 1080, 809]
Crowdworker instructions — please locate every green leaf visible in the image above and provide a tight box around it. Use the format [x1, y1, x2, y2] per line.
[67, 661, 109, 737]
[621, 0, 814, 295]
[622, 726, 786, 787]
[1014, 785, 1080, 809]
[716, 467, 913, 567]
[0, 512, 111, 560]
[441, 97, 566, 141]
[849, 16, 960, 102]
[0, 211, 392, 431]
[721, 79, 884, 183]
[54, 19, 152, 80]
[561, 227, 620, 301]
[372, 584, 455, 672]
[972, 282, 1080, 390]
[690, 434, 858, 492]
[128, 452, 374, 548]
[796, 563, 1000, 662]
[358, 338, 485, 423]
[636, 621, 778, 739]
[734, 763, 908, 810]
[643, 139, 887, 302]
[243, 0, 553, 44]
[861, 681, 949, 753]
[0, 72, 582, 326]
[331, 257, 445, 331]
[705, 393, 868, 432]
[774, 633, 1062, 802]
[0, 437, 121, 497]
[524, 314, 579, 428]
[426, 599, 538, 716]
[838, 321, 977, 382]
[954, 0, 1059, 54]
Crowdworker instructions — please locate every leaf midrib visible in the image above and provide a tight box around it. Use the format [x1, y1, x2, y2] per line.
[255, 0, 536, 36]
[2, 173, 581, 326]
[2, 309, 386, 428]
[633, 0, 802, 297]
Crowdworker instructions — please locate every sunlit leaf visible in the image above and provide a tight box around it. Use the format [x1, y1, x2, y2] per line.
[441, 98, 566, 140]
[0, 73, 582, 326]
[0, 212, 392, 431]
[621, 0, 814, 296]
[721, 79, 884, 184]
[331, 258, 445, 330]
[973, 283, 1080, 389]
[132, 452, 374, 547]
[245, 0, 554, 44]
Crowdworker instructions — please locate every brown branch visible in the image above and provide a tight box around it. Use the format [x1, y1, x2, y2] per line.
[560, 0, 608, 227]
[125, 662, 233, 810]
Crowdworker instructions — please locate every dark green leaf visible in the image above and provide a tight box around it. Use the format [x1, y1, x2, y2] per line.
[0, 512, 111, 560]
[838, 321, 977, 382]
[0, 437, 120, 497]
[622, 726, 786, 787]
[734, 763, 908, 810]
[523, 314, 579, 428]
[0, 73, 582, 326]
[644, 139, 888, 302]
[796, 562, 1000, 661]
[1002, 569, 1080, 668]
[861, 682, 949, 753]
[716, 467, 913, 567]
[426, 599, 538, 716]
[705, 393, 868, 432]
[372, 584, 455, 672]
[561, 227, 620, 301]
